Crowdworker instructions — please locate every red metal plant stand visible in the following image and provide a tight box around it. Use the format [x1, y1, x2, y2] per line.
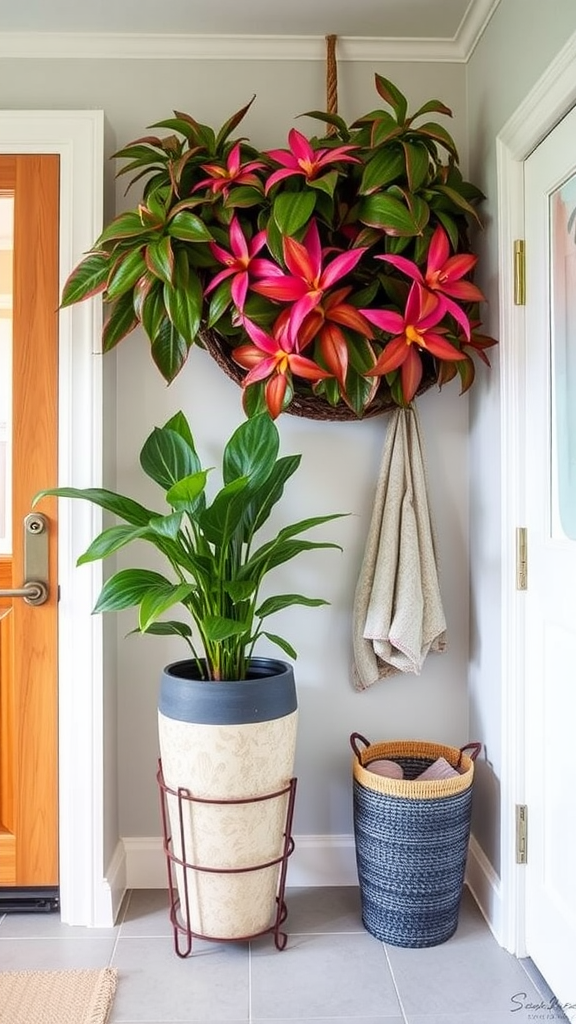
[157, 760, 297, 957]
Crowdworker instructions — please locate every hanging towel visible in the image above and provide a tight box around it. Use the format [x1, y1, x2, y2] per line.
[352, 405, 447, 689]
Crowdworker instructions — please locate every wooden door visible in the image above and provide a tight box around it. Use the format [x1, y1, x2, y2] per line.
[0, 155, 59, 894]
[523, 104, 576, 1007]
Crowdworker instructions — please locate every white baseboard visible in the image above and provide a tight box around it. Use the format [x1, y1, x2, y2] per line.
[93, 840, 128, 926]
[122, 834, 359, 890]
[465, 834, 503, 943]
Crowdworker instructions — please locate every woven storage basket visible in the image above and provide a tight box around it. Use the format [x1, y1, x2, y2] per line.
[350, 733, 480, 948]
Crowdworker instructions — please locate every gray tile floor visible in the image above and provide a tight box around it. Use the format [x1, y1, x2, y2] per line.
[0, 886, 570, 1024]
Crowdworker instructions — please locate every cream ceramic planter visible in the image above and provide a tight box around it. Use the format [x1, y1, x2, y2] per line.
[158, 658, 298, 942]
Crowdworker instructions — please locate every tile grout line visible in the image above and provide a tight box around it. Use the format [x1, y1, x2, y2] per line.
[382, 941, 409, 1024]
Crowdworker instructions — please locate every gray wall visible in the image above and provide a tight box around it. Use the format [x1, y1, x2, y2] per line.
[466, 0, 576, 872]
[1, 56, 471, 848]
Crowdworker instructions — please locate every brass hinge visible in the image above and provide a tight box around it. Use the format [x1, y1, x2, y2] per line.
[516, 804, 528, 864]
[514, 240, 526, 305]
[516, 527, 527, 590]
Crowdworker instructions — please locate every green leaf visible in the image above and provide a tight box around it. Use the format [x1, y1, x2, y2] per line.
[308, 169, 339, 198]
[163, 252, 203, 341]
[261, 632, 297, 661]
[106, 249, 147, 301]
[167, 210, 214, 242]
[165, 470, 210, 513]
[136, 619, 192, 638]
[97, 211, 150, 246]
[139, 281, 166, 342]
[299, 110, 351, 141]
[150, 319, 191, 383]
[102, 292, 139, 352]
[93, 569, 173, 613]
[140, 425, 200, 489]
[416, 122, 459, 160]
[402, 141, 431, 192]
[273, 191, 316, 236]
[61, 252, 110, 306]
[203, 615, 250, 642]
[359, 147, 405, 195]
[224, 185, 265, 210]
[358, 194, 420, 236]
[207, 278, 233, 327]
[256, 594, 328, 619]
[371, 114, 404, 147]
[223, 413, 279, 489]
[243, 538, 342, 578]
[214, 96, 256, 149]
[145, 236, 174, 285]
[198, 476, 250, 547]
[411, 98, 453, 121]
[146, 512, 184, 541]
[433, 184, 483, 225]
[242, 453, 300, 541]
[223, 579, 257, 602]
[77, 524, 147, 565]
[139, 582, 195, 631]
[163, 410, 196, 450]
[32, 486, 158, 526]
[374, 75, 408, 123]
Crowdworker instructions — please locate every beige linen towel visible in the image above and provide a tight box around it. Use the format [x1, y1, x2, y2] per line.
[352, 405, 447, 689]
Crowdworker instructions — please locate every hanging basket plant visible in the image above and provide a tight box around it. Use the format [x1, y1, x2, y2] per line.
[62, 69, 497, 421]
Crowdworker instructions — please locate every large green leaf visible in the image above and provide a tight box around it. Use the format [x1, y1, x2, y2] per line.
[140, 425, 201, 489]
[167, 210, 214, 242]
[222, 413, 279, 490]
[165, 470, 210, 513]
[198, 477, 250, 547]
[32, 486, 158, 526]
[136, 620, 192, 638]
[255, 594, 328, 619]
[273, 191, 316, 236]
[261, 631, 297, 661]
[241, 454, 301, 542]
[77, 524, 147, 565]
[102, 292, 139, 352]
[150, 319, 191, 382]
[374, 74, 408, 123]
[402, 141, 431, 192]
[359, 147, 405, 195]
[243, 538, 342, 578]
[203, 615, 250, 642]
[145, 236, 174, 286]
[106, 249, 147, 301]
[97, 211, 149, 246]
[139, 582, 195, 631]
[358, 194, 420, 236]
[93, 569, 173, 613]
[163, 252, 203, 341]
[61, 252, 110, 306]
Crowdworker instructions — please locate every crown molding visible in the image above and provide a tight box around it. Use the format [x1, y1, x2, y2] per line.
[0, 2, 501, 64]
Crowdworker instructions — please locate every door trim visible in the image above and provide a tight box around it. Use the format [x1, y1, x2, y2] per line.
[496, 31, 576, 955]
[0, 111, 109, 925]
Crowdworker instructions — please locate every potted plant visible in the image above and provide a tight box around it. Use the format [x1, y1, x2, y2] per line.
[61, 74, 496, 422]
[34, 411, 345, 946]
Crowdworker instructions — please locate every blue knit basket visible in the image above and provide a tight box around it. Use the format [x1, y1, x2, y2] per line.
[350, 735, 478, 948]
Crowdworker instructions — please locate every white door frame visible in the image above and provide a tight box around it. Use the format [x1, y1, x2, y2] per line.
[0, 111, 112, 925]
[497, 33, 576, 955]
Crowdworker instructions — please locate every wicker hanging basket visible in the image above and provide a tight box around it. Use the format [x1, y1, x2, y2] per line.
[200, 326, 437, 421]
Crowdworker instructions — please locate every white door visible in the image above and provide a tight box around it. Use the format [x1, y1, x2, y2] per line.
[523, 103, 576, 1013]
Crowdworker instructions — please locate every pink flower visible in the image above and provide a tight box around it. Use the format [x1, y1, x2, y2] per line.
[193, 141, 266, 198]
[250, 220, 367, 347]
[363, 282, 466, 403]
[376, 225, 485, 339]
[204, 217, 268, 310]
[264, 128, 360, 193]
[232, 313, 333, 419]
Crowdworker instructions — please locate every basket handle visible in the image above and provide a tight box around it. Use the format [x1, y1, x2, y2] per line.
[350, 732, 371, 760]
[459, 742, 482, 763]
